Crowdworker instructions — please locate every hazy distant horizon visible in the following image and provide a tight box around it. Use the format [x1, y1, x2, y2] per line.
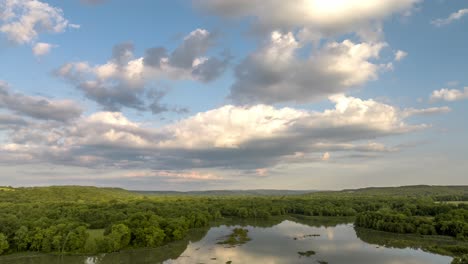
[3, 184, 468, 193]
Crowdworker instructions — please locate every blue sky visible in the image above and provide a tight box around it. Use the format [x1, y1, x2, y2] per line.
[0, 0, 467, 190]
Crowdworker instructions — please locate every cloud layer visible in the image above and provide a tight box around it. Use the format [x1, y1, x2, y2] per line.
[0, 92, 449, 176]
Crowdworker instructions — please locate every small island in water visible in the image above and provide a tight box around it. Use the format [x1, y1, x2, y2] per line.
[217, 228, 251, 247]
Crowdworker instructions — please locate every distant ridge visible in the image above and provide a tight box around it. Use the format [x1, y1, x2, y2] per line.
[1, 185, 467, 201]
[312, 185, 468, 200]
[132, 189, 317, 196]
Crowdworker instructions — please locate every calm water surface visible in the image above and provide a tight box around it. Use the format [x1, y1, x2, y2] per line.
[0, 219, 453, 264]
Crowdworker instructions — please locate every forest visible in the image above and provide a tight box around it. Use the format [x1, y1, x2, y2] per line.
[0, 185, 467, 260]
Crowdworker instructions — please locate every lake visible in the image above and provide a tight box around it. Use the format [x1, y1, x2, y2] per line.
[0, 217, 454, 264]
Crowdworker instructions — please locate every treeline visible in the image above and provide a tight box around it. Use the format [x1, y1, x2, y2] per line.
[0, 186, 467, 257]
[356, 205, 468, 239]
[0, 198, 216, 254]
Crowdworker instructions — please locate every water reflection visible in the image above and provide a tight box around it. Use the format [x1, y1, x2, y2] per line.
[0, 218, 455, 264]
[164, 221, 451, 264]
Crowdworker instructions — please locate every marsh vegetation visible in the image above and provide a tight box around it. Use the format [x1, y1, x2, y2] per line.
[217, 228, 251, 246]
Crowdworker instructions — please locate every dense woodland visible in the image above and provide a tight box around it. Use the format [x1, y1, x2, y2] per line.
[0, 185, 467, 261]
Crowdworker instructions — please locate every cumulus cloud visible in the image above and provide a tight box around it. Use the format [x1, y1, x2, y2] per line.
[430, 87, 468, 102]
[195, 0, 420, 39]
[229, 31, 389, 104]
[56, 29, 229, 112]
[0, 81, 83, 122]
[143, 29, 230, 82]
[432, 9, 468, 27]
[0, 95, 448, 173]
[168, 29, 214, 69]
[394, 50, 408, 61]
[196, 1, 417, 105]
[0, 0, 69, 44]
[32, 42, 56, 57]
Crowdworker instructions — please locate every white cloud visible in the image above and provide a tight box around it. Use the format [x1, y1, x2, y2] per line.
[0, 94, 449, 172]
[196, 1, 417, 105]
[430, 87, 468, 102]
[160, 103, 308, 149]
[87, 111, 139, 127]
[0, 0, 69, 44]
[394, 50, 408, 61]
[432, 9, 468, 27]
[68, 24, 81, 29]
[32, 42, 56, 57]
[195, 0, 420, 39]
[229, 31, 390, 104]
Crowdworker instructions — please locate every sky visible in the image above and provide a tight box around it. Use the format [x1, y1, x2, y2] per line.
[0, 0, 467, 191]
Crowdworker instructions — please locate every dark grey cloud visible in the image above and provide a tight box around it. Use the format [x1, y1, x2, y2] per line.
[0, 82, 83, 122]
[168, 29, 215, 69]
[227, 32, 388, 104]
[56, 43, 169, 113]
[0, 114, 29, 130]
[143, 47, 168, 68]
[143, 29, 230, 82]
[57, 29, 228, 113]
[192, 55, 231, 82]
[77, 81, 146, 112]
[112, 42, 134, 65]
[146, 89, 179, 115]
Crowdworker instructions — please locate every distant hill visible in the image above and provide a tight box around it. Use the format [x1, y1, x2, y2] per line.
[133, 189, 316, 196]
[1, 185, 467, 202]
[0, 186, 139, 203]
[310, 185, 468, 200]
